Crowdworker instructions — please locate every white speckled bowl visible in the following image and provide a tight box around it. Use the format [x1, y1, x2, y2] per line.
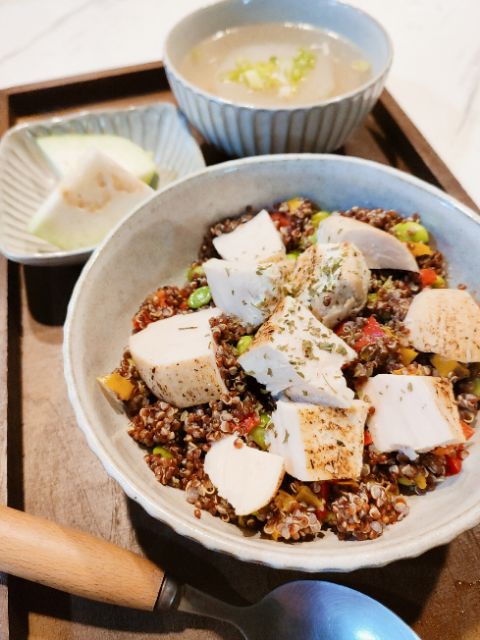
[0, 103, 205, 266]
[164, 0, 392, 157]
[64, 155, 480, 572]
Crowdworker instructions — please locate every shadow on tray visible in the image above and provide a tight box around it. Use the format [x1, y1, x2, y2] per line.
[22, 263, 83, 326]
[127, 498, 447, 636]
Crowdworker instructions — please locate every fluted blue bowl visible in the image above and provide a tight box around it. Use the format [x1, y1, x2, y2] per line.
[164, 0, 393, 156]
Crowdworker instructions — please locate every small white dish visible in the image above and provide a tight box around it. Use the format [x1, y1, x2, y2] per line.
[0, 103, 205, 266]
[64, 154, 480, 573]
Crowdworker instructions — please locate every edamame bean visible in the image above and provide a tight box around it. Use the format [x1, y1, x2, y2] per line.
[392, 221, 429, 243]
[153, 446, 174, 459]
[188, 286, 212, 309]
[236, 335, 253, 355]
[311, 211, 330, 227]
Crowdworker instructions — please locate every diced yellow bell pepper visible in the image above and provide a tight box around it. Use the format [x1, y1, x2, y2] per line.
[399, 347, 418, 366]
[415, 474, 427, 490]
[409, 242, 433, 257]
[98, 372, 134, 401]
[287, 197, 303, 213]
[430, 354, 469, 378]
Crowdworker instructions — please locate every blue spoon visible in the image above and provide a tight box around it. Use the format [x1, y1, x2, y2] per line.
[160, 576, 421, 639]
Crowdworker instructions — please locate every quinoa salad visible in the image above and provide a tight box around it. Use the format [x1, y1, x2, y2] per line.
[98, 198, 480, 542]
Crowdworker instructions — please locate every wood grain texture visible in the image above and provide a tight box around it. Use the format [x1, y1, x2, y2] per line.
[0, 505, 164, 610]
[0, 256, 9, 639]
[1, 62, 479, 639]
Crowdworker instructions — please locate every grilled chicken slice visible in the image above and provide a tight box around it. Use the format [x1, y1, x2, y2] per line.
[404, 288, 480, 362]
[292, 241, 370, 327]
[316, 214, 419, 271]
[268, 398, 369, 481]
[204, 256, 292, 328]
[359, 374, 465, 457]
[238, 296, 356, 407]
[129, 308, 227, 408]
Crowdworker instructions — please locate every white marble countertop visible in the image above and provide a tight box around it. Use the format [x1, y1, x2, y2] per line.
[1, 0, 479, 205]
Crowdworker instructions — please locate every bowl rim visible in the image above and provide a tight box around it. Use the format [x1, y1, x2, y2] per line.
[64, 153, 480, 572]
[163, 0, 394, 112]
[0, 102, 205, 266]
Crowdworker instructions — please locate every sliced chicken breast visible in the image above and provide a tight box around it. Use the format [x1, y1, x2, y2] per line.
[129, 308, 227, 408]
[213, 209, 286, 262]
[268, 398, 369, 481]
[404, 288, 480, 362]
[204, 256, 292, 328]
[204, 435, 285, 515]
[238, 296, 356, 407]
[316, 214, 419, 272]
[359, 374, 465, 456]
[292, 241, 370, 327]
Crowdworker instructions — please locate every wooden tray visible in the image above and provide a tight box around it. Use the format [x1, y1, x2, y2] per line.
[1, 63, 479, 640]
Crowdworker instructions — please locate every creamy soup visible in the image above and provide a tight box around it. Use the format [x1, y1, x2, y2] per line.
[179, 22, 372, 107]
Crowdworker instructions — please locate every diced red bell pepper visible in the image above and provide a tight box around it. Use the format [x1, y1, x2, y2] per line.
[270, 212, 290, 228]
[354, 316, 385, 351]
[419, 268, 438, 287]
[364, 430, 373, 446]
[461, 421, 475, 440]
[238, 412, 261, 435]
[445, 454, 462, 476]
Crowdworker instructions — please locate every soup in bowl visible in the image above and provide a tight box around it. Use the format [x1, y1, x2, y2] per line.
[164, 0, 392, 155]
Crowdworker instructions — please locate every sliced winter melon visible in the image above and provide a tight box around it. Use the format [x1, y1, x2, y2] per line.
[28, 149, 154, 250]
[37, 133, 157, 184]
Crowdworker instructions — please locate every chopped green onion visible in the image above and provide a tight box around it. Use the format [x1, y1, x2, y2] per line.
[222, 47, 316, 96]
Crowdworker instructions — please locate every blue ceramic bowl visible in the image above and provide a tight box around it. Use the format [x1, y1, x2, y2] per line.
[164, 0, 393, 156]
[65, 155, 480, 573]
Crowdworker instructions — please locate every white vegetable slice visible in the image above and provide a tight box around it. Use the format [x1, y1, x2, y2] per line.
[316, 214, 419, 272]
[404, 289, 480, 362]
[238, 296, 356, 407]
[292, 241, 370, 327]
[268, 398, 369, 481]
[204, 256, 292, 328]
[129, 308, 228, 408]
[37, 133, 157, 183]
[28, 149, 154, 250]
[359, 374, 465, 455]
[204, 435, 285, 515]
[213, 209, 286, 262]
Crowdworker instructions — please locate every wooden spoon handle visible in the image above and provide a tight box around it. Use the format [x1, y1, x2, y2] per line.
[0, 504, 165, 610]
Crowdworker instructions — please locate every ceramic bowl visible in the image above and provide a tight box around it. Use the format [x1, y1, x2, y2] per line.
[64, 155, 480, 572]
[164, 0, 392, 157]
[0, 103, 205, 266]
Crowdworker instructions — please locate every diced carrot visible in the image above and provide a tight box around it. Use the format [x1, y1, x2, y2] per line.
[419, 268, 438, 287]
[461, 421, 475, 440]
[270, 212, 290, 228]
[364, 430, 373, 446]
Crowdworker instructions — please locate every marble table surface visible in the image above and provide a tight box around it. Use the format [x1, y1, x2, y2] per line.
[0, 0, 479, 205]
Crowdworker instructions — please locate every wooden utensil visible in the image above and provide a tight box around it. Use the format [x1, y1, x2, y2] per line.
[0, 504, 420, 639]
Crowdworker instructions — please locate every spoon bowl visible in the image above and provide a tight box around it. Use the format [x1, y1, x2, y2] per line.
[177, 579, 420, 640]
